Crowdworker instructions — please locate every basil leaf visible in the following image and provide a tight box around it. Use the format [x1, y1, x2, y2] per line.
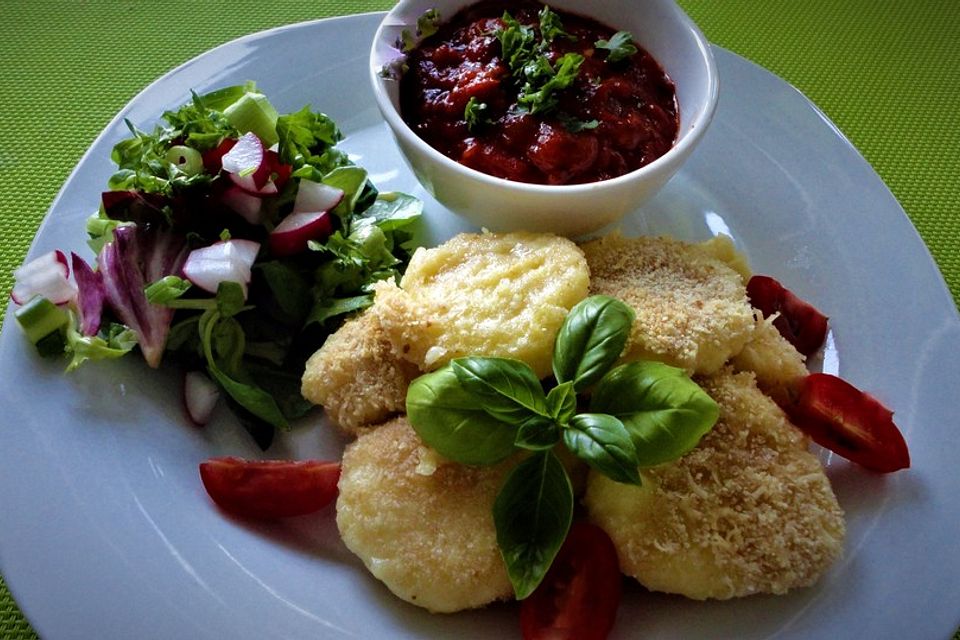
[545, 381, 577, 425]
[564, 413, 641, 485]
[515, 415, 561, 451]
[494, 451, 573, 599]
[451, 357, 548, 423]
[591, 361, 719, 467]
[406, 365, 518, 465]
[553, 295, 635, 392]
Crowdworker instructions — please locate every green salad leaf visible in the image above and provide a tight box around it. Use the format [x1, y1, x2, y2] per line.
[12, 82, 423, 449]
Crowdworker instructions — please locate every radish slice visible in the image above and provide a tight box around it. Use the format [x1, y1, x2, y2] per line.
[220, 185, 264, 224]
[269, 211, 334, 257]
[11, 250, 77, 305]
[221, 132, 264, 176]
[294, 180, 344, 214]
[184, 370, 220, 426]
[182, 239, 260, 297]
[224, 144, 288, 196]
[229, 172, 279, 196]
[202, 138, 237, 174]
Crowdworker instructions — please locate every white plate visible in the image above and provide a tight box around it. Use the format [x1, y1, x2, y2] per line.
[1, 12, 958, 640]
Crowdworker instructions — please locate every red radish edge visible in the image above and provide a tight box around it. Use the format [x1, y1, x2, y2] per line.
[293, 180, 344, 214]
[269, 211, 334, 257]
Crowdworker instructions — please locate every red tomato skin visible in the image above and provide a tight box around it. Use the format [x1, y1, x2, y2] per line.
[199, 457, 340, 519]
[747, 275, 829, 356]
[520, 521, 622, 640]
[786, 373, 910, 473]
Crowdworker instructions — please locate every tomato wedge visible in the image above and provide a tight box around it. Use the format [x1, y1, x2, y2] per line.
[199, 457, 340, 519]
[520, 521, 622, 640]
[747, 275, 828, 356]
[784, 373, 909, 473]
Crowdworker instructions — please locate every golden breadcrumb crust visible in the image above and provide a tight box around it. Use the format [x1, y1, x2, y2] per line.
[301, 310, 420, 435]
[372, 231, 589, 378]
[730, 314, 809, 405]
[580, 233, 756, 374]
[336, 417, 514, 613]
[584, 368, 844, 600]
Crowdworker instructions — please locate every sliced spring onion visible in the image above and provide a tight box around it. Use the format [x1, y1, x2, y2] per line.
[15, 296, 69, 348]
[165, 145, 204, 176]
[224, 92, 279, 146]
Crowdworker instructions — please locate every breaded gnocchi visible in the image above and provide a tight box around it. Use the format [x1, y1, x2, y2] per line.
[730, 314, 809, 405]
[336, 417, 514, 613]
[584, 368, 844, 600]
[301, 310, 420, 435]
[580, 233, 756, 374]
[372, 231, 589, 378]
[696, 234, 751, 284]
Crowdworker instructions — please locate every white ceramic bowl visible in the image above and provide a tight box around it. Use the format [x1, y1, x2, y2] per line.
[370, 0, 718, 237]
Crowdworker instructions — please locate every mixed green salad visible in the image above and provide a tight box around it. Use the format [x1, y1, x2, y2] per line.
[11, 82, 422, 448]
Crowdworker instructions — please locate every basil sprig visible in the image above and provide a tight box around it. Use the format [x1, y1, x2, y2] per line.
[405, 295, 719, 599]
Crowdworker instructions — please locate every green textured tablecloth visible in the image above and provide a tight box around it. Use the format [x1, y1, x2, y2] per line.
[0, 1, 957, 638]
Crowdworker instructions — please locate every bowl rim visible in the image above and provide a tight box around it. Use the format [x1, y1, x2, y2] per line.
[369, 0, 720, 194]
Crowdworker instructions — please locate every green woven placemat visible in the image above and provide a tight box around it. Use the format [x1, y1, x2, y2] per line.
[0, 1, 957, 638]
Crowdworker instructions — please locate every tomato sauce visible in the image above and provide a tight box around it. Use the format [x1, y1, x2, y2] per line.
[399, 1, 679, 185]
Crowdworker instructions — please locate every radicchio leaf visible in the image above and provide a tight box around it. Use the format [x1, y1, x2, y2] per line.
[97, 225, 188, 368]
[70, 252, 105, 336]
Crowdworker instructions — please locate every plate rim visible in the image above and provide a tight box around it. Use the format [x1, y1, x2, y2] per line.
[1, 11, 958, 640]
